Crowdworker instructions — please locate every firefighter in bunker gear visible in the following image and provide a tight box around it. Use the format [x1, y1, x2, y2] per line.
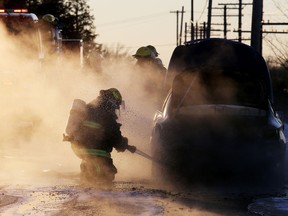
[146, 45, 166, 69]
[133, 46, 166, 72]
[132, 46, 167, 102]
[64, 88, 136, 186]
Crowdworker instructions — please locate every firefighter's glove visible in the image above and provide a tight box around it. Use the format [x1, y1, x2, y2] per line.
[127, 145, 137, 153]
[63, 133, 72, 142]
[116, 137, 129, 152]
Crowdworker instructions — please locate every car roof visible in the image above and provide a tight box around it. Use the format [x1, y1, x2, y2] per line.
[168, 38, 273, 102]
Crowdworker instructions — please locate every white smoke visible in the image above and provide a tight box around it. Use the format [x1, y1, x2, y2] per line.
[0, 22, 164, 184]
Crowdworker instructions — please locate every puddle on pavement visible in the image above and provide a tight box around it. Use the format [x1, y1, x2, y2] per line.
[0, 186, 74, 216]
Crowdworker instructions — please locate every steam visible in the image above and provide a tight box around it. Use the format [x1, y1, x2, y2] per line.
[0, 23, 164, 185]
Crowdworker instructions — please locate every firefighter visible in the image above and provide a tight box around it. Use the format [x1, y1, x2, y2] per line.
[146, 45, 166, 69]
[63, 88, 136, 187]
[133, 46, 166, 73]
[40, 14, 62, 57]
[133, 46, 167, 102]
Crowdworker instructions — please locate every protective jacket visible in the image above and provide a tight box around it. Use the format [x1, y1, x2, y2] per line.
[76, 97, 128, 153]
[64, 89, 136, 185]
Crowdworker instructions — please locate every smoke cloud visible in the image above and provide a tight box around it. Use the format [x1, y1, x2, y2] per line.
[0, 22, 164, 185]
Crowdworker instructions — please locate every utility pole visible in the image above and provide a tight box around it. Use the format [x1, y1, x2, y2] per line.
[224, 5, 227, 38]
[238, 0, 242, 42]
[203, 22, 207, 38]
[195, 22, 198, 39]
[191, 0, 194, 40]
[170, 8, 185, 46]
[207, 0, 213, 38]
[213, 4, 238, 39]
[215, 0, 287, 51]
[251, 0, 263, 54]
[170, 10, 179, 45]
[218, 2, 252, 42]
[185, 22, 188, 43]
[179, 6, 185, 45]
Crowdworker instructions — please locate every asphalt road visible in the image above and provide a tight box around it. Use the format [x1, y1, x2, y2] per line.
[0, 118, 287, 216]
[0, 173, 258, 216]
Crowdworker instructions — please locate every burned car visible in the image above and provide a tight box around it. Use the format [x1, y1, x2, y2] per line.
[151, 39, 286, 188]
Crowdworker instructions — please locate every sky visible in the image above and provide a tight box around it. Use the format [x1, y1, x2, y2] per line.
[90, 0, 288, 67]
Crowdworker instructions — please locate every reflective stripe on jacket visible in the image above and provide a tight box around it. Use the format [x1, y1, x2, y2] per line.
[79, 148, 111, 158]
[82, 120, 103, 130]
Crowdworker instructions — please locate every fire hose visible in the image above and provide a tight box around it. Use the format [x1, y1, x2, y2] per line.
[63, 134, 160, 164]
[127, 145, 164, 165]
[135, 149, 154, 161]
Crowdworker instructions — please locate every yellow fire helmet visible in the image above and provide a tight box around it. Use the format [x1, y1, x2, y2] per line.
[132, 46, 152, 58]
[100, 88, 123, 109]
[42, 14, 55, 23]
[108, 88, 122, 104]
[147, 45, 159, 57]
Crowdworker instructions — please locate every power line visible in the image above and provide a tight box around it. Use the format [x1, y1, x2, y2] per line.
[271, 0, 288, 20]
[96, 12, 168, 27]
[197, 0, 208, 21]
[104, 43, 175, 50]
